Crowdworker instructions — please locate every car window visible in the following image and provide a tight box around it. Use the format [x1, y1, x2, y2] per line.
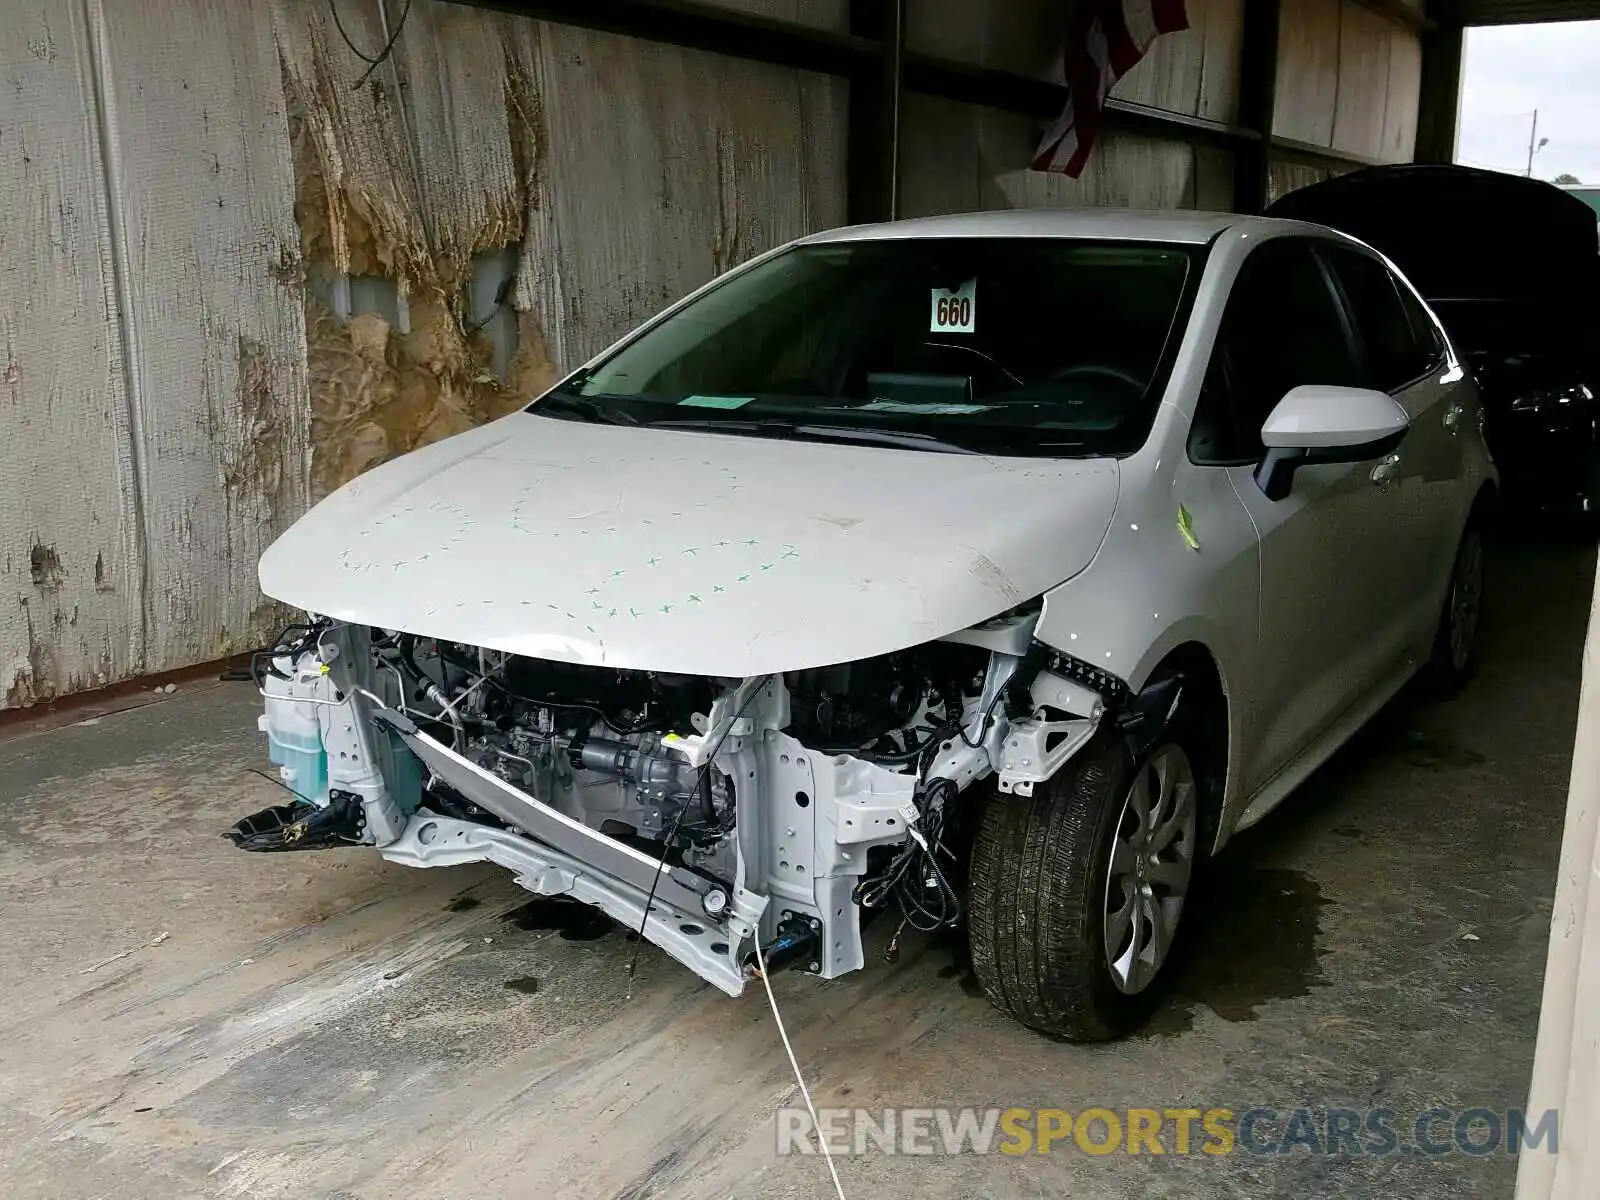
[1320, 246, 1433, 391]
[1189, 239, 1360, 464]
[1392, 278, 1448, 370]
[532, 238, 1203, 458]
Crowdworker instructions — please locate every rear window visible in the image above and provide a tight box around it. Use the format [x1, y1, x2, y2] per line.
[534, 238, 1203, 457]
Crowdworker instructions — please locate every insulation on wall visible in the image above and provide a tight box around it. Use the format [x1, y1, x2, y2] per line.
[1, 0, 845, 708]
[276, 4, 844, 499]
[273, 0, 545, 498]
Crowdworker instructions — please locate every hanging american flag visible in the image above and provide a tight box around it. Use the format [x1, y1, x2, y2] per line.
[1031, 0, 1190, 177]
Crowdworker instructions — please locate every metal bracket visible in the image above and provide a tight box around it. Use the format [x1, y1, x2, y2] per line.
[996, 716, 1100, 796]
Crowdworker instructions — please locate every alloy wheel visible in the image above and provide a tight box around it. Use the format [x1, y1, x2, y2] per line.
[1104, 743, 1197, 995]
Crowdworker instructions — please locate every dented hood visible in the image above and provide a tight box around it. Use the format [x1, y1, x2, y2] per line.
[259, 413, 1120, 675]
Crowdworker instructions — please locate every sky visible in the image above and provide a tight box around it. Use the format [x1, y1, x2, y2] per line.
[1457, 22, 1600, 183]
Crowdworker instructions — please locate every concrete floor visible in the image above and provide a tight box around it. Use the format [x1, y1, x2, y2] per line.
[0, 536, 1590, 1200]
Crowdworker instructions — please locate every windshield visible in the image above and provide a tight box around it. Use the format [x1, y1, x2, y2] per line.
[530, 237, 1202, 457]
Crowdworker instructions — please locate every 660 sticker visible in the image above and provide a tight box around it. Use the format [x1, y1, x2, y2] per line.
[930, 278, 977, 333]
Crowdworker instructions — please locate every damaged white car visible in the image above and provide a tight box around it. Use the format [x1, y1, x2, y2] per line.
[237, 210, 1495, 1040]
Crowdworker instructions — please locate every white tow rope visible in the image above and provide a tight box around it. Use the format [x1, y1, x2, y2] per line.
[754, 939, 848, 1200]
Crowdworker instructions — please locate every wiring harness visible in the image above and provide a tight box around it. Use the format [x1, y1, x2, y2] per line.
[853, 775, 963, 933]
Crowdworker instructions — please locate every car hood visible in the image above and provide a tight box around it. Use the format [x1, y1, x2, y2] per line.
[1266, 165, 1600, 301]
[259, 413, 1121, 676]
[1266, 164, 1600, 364]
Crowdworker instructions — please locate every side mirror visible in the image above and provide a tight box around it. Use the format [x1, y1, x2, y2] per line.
[1254, 385, 1409, 501]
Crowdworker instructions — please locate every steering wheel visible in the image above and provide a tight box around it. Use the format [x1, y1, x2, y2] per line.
[920, 340, 1025, 386]
[1047, 363, 1147, 394]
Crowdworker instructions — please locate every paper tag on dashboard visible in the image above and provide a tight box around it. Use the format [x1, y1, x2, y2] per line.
[930, 279, 977, 333]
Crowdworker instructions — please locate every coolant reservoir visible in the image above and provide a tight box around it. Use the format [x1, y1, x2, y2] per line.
[258, 654, 331, 806]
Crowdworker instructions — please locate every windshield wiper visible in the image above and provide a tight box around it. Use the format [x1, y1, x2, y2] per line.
[650, 417, 980, 455]
[792, 423, 982, 454]
[530, 392, 639, 425]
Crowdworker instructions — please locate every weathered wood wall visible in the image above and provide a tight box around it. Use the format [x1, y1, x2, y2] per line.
[1, 0, 844, 707]
[900, 0, 1244, 215]
[1270, 0, 1422, 198]
[899, 0, 1420, 214]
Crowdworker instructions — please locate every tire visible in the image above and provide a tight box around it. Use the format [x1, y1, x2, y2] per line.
[1425, 519, 1486, 693]
[967, 731, 1200, 1042]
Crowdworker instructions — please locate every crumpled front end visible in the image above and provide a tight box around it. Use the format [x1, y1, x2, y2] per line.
[234, 616, 1111, 994]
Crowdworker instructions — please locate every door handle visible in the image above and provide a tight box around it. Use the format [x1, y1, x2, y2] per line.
[1370, 454, 1401, 486]
[1443, 403, 1465, 434]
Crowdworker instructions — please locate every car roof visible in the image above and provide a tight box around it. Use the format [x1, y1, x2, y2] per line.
[798, 208, 1275, 247]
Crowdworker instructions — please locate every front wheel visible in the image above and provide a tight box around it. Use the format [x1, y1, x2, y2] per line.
[967, 733, 1199, 1041]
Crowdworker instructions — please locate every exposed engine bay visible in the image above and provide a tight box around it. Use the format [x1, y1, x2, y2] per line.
[234, 613, 1113, 994]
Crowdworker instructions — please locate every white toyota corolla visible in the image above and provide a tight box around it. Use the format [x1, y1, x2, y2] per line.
[240, 209, 1494, 1040]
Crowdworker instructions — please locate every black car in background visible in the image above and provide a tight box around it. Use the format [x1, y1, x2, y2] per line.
[1268, 164, 1600, 514]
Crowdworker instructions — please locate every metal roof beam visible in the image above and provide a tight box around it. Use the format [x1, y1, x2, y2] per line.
[458, 0, 875, 75]
[1459, 0, 1600, 22]
[1349, 0, 1436, 34]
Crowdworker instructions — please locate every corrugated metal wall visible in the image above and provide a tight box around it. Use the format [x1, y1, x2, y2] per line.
[1, 0, 1423, 708]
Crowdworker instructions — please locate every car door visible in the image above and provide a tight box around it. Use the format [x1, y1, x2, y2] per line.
[1189, 237, 1417, 796]
[1316, 243, 1466, 655]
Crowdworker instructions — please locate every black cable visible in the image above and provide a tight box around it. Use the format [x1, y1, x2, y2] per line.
[626, 678, 769, 986]
[855, 763, 965, 931]
[396, 635, 429, 693]
[697, 767, 717, 826]
[824, 686, 989, 766]
[249, 624, 319, 689]
[959, 689, 1008, 749]
[818, 690, 966, 766]
[463, 242, 521, 336]
[822, 718, 956, 766]
[246, 765, 314, 805]
[328, 0, 380, 63]
[891, 777, 962, 931]
[391, 635, 657, 736]
[327, 0, 414, 88]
